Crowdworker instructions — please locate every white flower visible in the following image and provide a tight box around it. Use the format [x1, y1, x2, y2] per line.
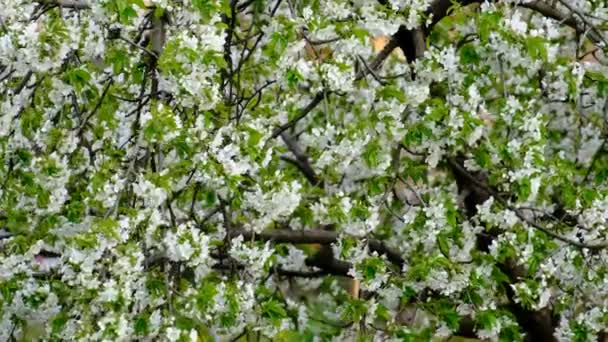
[507, 11, 528, 35]
[302, 6, 313, 21]
[536, 286, 552, 309]
[435, 323, 453, 338]
[215, 143, 251, 176]
[189, 329, 198, 342]
[529, 176, 541, 201]
[426, 144, 443, 168]
[133, 177, 168, 208]
[99, 280, 119, 302]
[276, 245, 307, 270]
[164, 224, 198, 262]
[320, 63, 354, 92]
[166, 327, 182, 342]
[406, 84, 430, 106]
[243, 181, 302, 232]
[229, 236, 274, 278]
[524, 114, 543, 141]
[438, 46, 459, 73]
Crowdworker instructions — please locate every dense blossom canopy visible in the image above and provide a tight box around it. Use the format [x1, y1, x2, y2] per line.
[2, 0, 608, 341]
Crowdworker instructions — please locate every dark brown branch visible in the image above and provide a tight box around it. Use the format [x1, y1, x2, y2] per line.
[270, 26, 403, 140]
[229, 228, 337, 244]
[447, 158, 608, 250]
[427, 0, 605, 47]
[144, 250, 346, 278]
[212, 260, 333, 278]
[280, 132, 321, 186]
[226, 228, 405, 268]
[274, 268, 330, 278]
[446, 157, 559, 341]
[280, 156, 319, 185]
[270, 91, 325, 139]
[354, 32, 401, 80]
[35, 0, 90, 9]
[550, 0, 606, 46]
[520, 1, 577, 29]
[77, 78, 113, 134]
[307, 37, 342, 45]
[14, 71, 33, 95]
[357, 55, 387, 85]
[305, 253, 351, 276]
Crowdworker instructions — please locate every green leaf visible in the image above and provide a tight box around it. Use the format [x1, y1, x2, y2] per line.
[375, 303, 391, 322]
[192, 0, 218, 22]
[560, 183, 577, 208]
[275, 330, 310, 342]
[525, 36, 547, 60]
[6, 209, 29, 234]
[594, 166, 608, 184]
[445, 200, 458, 227]
[196, 280, 218, 311]
[261, 299, 287, 323]
[285, 69, 303, 88]
[362, 139, 382, 167]
[515, 178, 531, 201]
[106, 48, 130, 74]
[129, 0, 146, 8]
[405, 163, 427, 183]
[73, 233, 98, 249]
[146, 276, 167, 297]
[121, 6, 137, 20]
[478, 12, 501, 43]
[37, 188, 51, 208]
[341, 298, 367, 322]
[426, 98, 447, 122]
[439, 305, 460, 330]
[437, 234, 450, 256]
[404, 123, 432, 146]
[64, 68, 91, 92]
[572, 322, 591, 342]
[15, 148, 33, 165]
[134, 315, 149, 335]
[491, 266, 511, 285]
[376, 85, 406, 102]
[51, 311, 69, 334]
[175, 314, 195, 330]
[476, 310, 497, 330]
[466, 290, 483, 306]
[357, 256, 385, 281]
[20, 107, 43, 139]
[95, 218, 120, 240]
[474, 146, 492, 169]
[459, 44, 480, 64]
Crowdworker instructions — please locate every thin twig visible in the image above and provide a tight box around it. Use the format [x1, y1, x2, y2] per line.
[447, 158, 608, 250]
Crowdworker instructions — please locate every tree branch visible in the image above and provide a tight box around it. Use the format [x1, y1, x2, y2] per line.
[427, 0, 605, 47]
[269, 26, 403, 140]
[227, 228, 405, 268]
[35, 0, 90, 9]
[280, 132, 321, 186]
[270, 92, 325, 138]
[447, 158, 608, 250]
[212, 259, 333, 278]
